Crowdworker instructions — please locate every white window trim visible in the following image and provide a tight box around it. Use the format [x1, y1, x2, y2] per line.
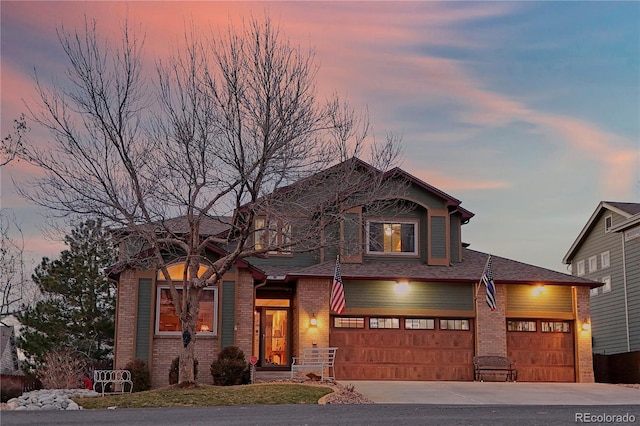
[590, 287, 598, 297]
[602, 276, 611, 293]
[155, 286, 218, 335]
[588, 255, 598, 273]
[576, 260, 585, 277]
[600, 251, 610, 269]
[604, 215, 613, 233]
[365, 219, 419, 256]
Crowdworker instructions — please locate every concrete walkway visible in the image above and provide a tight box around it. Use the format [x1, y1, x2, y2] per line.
[343, 381, 640, 405]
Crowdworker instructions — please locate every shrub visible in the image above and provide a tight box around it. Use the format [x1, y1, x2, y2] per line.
[169, 357, 199, 385]
[210, 346, 250, 386]
[0, 376, 24, 402]
[125, 358, 151, 392]
[38, 349, 86, 389]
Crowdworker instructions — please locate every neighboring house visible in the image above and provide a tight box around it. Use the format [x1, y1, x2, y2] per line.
[563, 201, 640, 381]
[110, 160, 599, 387]
[0, 325, 20, 374]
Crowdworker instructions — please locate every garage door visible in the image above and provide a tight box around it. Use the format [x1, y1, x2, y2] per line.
[329, 317, 474, 381]
[507, 320, 575, 382]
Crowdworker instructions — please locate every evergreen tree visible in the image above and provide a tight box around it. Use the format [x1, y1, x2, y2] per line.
[16, 219, 116, 373]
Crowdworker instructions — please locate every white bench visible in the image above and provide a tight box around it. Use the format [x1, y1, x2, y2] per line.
[93, 370, 133, 396]
[290, 347, 337, 382]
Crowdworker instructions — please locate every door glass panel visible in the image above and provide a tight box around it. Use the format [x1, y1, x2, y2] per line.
[265, 309, 287, 366]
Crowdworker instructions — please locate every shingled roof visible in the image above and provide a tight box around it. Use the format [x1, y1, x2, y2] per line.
[256, 248, 599, 287]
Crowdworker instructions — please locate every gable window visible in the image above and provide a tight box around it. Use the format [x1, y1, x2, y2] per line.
[367, 220, 417, 255]
[156, 286, 217, 334]
[600, 251, 610, 269]
[576, 260, 585, 276]
[604, 215, 612, 233]
[254, 218, 291, 255]
[588, 256, 598, 273]
[602, 276, 611, 293]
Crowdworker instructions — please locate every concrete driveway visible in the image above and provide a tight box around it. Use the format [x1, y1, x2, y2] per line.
[343, 381, 640, 405]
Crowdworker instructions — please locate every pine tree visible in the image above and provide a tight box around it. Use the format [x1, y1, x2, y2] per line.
[16, 219, 116, 373]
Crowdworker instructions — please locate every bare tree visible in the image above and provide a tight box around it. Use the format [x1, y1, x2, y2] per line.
[18, 16, 403, 384]
[1, 114, 28, 167]
[0, 212, 35, 323]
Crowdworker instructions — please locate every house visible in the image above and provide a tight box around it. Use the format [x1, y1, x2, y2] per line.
[111, 160, 599, 387]
[563, 201, 640, 382]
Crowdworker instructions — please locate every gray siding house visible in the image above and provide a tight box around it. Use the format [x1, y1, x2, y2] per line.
[563, 201, 640, 381]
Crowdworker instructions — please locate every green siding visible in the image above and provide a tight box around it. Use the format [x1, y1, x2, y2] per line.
[450, 215, 460, 263]
[431, 216, 446, 258]
[343, 212, 361, 258]
[624, 233, 640, 351]
[135, 278, 152, 362]
[506, 284, 573, 313]
[344, 280, 473, 310]
[221, 281, 236, 348]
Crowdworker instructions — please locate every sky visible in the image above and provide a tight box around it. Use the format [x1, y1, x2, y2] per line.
[1, 1, 639, 274]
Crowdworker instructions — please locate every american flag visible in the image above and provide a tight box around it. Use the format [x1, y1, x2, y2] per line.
[481, 255, 497, 311]
[330, 255, 345, 314]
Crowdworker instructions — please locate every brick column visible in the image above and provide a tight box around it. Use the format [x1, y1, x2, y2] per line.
[574, 286, 595, 383]
[234, 271, 254, 358]
[475, 283, 507, 356]
[114, 269, 137, 370]
[295, 278, 331, 354]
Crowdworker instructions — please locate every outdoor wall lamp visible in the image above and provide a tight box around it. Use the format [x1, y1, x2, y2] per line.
[309, 313, 317, 327]
[394, 280, 410, 296]
[532, 284, 545, 296]
[581, 320, 591, 331]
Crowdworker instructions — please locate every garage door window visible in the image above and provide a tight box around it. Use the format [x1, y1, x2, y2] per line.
[439, 319, 470, 330]
[334, 317, 365, 328]
[405, 318, 435, 330]
[369, 318, 400, 329]
[507, 320, 536, 332]
[541, 321, 570, 333]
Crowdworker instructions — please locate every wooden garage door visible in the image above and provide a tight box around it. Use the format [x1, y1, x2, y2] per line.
[329, 317, 474, 381]
[507, 320, 575, 382]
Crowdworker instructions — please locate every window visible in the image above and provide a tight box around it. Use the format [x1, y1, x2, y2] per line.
[333, 317, 365, 328]
[576, 260, 585, 276]
[604, 215, 613, 233]
[507, 320, 537, 332]
[590, 287, 598, 297]
[254, 218, 291, 255]
[439, 319, 470, 330]
[156, 287, 217, 334]
[541, 321, 570, 333]
[588, 256, 598, 273]
[369, 318, 400, 329]
[602, 276, 611, 293]
[405, 318, 435, 330]
[600, 251, 610, 269]
[367, 220, 417, 255]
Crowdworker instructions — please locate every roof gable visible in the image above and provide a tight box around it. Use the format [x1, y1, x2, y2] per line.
[563, 201, 640, 263]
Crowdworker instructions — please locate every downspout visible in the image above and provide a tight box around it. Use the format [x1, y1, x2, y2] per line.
[620, 233, 631, 352]
[253, 279, 268, 360]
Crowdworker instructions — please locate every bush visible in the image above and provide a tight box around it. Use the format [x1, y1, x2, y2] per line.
[0, 376, 24, 402]
[125, 358, 151, 392]
[38, 349, 86, 389]
[210, 346, 250, 386]
[169, 357, 199, 385]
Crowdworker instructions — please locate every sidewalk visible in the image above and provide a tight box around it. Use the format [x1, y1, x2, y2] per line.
[343, 381, 640, 405]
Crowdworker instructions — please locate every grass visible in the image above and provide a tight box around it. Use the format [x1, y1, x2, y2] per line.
[73, 383, 334, 409]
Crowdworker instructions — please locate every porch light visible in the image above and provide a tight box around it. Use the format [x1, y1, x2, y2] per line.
[581, 320, 591, 331]
[309, 313, 317, 327]
[532, 284, 545, 296]
[394, 280, 410, 296]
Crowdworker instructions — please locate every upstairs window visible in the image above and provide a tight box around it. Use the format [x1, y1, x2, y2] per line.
[588, 256, 598, 273]
[602, 276, 612, 293]
[254, 218, 291, 255]
[576, 260, 585, 277]
[600, 251, 610, 269]
[367, 220, 417, 255]
[604, 215, 613, 233]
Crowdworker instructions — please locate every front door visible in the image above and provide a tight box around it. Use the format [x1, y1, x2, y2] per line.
[261, 308, 289, 367]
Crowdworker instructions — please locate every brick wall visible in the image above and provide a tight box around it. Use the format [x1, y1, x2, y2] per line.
[150, 336, 219, 387]
[234, 271, 254, 358]
[475, 283, 507, 356]
[295, 278, 331, 354]
[114, 269, 137, 370]
[574, 286, 595, 383]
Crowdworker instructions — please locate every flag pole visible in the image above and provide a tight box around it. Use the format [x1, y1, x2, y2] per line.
[475, 255, 491, 299]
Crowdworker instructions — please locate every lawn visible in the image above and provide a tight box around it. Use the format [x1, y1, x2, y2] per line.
[73, 383, 334, 409]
